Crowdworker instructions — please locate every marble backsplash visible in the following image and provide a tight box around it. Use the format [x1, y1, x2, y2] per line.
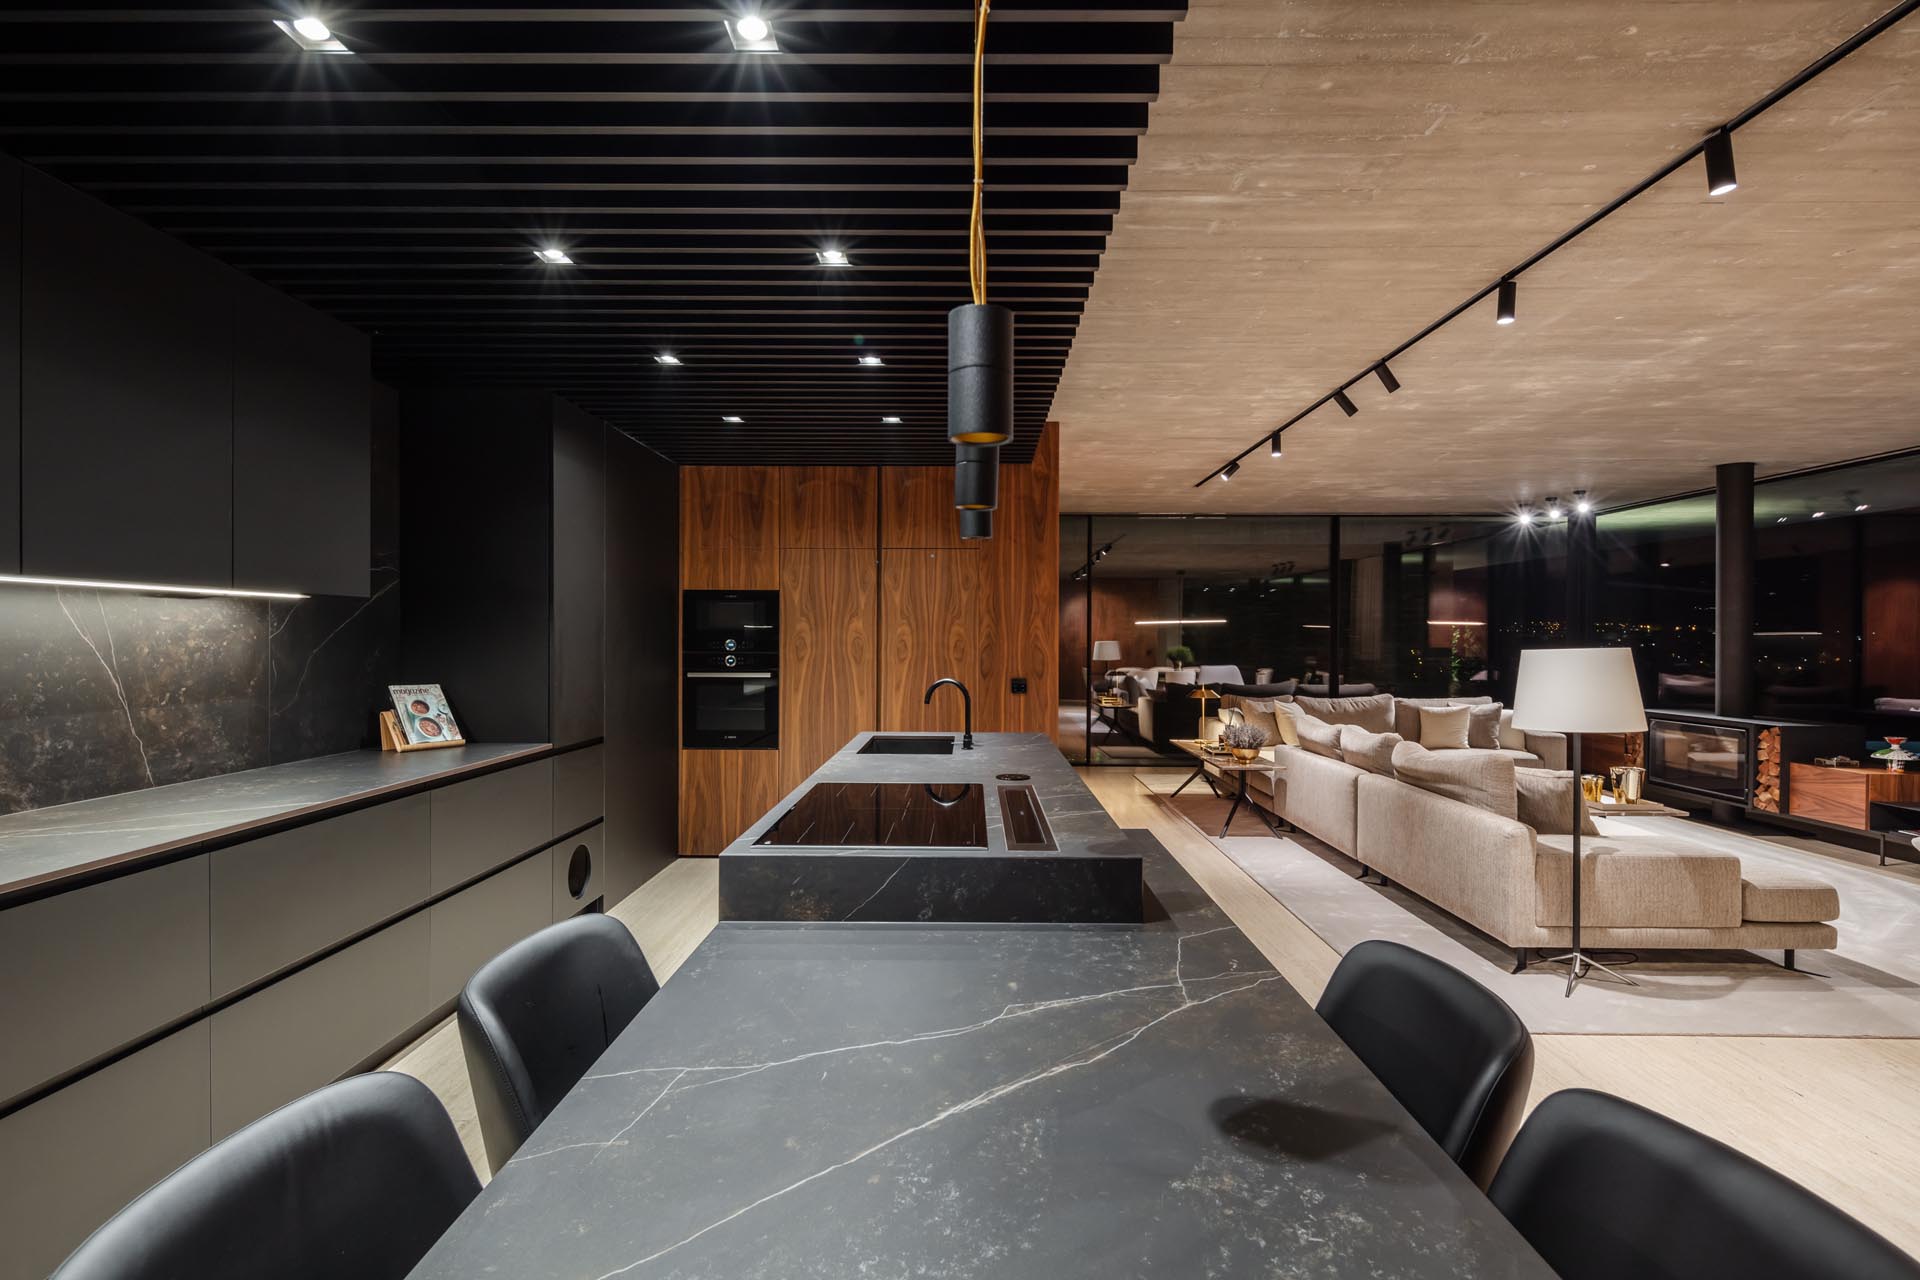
[0, 570, 402, 815]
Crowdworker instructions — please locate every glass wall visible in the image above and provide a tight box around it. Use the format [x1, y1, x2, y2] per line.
[1593, 494, 1718, 708]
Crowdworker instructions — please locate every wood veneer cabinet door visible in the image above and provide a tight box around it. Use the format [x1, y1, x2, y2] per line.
[680, 467, 779, 588]
[781, 466, 876, 549]
[20, 171, 233, 587]
[880, 467, 966, 549]
[782, 547, 877, 786]
[679, 749, 787, 855]
[880, 548, 983, 732]
[0, 1022, 211, 1280]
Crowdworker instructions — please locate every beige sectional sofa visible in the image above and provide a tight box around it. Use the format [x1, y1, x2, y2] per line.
[1206, 694, 1840, 967]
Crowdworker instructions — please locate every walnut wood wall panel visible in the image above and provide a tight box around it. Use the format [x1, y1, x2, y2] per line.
[880, 467, 966, 549]
[781, 548, 878, 789]
[880, 548, 985, 734]
[678, 435, 1057, 852]
[1059, 577, 1168, 701]
[782, 467, 877, 550]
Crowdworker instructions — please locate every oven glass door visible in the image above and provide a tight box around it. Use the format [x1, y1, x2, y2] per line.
[684, 590, 779, 653]
[684, 671, 779, 749]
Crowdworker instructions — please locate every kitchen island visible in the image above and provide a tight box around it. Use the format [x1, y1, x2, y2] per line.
[720, 732, 1145, 924]
[408, 734, 1552, 1280]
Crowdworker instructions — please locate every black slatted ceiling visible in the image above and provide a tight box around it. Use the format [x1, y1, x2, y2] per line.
[0, 1, 1187, 464]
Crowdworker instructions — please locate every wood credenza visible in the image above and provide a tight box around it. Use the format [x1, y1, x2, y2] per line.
[1788, 764, 1920, 830]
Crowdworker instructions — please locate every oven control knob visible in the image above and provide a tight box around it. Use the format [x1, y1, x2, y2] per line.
[725, 639, 736, 651]
[724, 654, 737, 668]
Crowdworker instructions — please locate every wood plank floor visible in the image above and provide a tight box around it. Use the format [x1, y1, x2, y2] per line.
[388, 769, 1919, 1260]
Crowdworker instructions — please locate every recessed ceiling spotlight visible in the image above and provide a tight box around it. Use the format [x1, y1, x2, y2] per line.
[1515, 509, 1535, 526]
[1660, 561, 1672, 568]
[1855, 503, 1870, 512]
[1219, 461, 1240, 482]
[857, 354, 884, 366]
[1812, 510, 1826, 519]
[881, 416, 903, 424]
[1776, 516, 1789, 523]
[1545, 497, 1563, 520]
[533, 247, 572, 265]
[273, 15, 351, 53]
[815, 249, 850, 266]
[725, 14, 780, 52]
[721, 415, 744, 424]
[1574, 490, 1592, 514]
[654, 354, 682, 366]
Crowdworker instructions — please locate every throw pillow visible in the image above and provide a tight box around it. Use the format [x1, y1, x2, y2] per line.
[1269, 700, 1306, 748]
[1516, 768, 1601, 835]
[1394, 695, 1494, 741]
[1389, 740, 1519, 818]
[1296, 714, 1343, 760]
[1291, 692, 1395, 734]
[1468, 703, 1504, 750]
[1417, 704, 1472, 750]
[1497, 708, 1530, 753]
[1338, 725, 1401, 776]
[1229, 700, 1283, 748]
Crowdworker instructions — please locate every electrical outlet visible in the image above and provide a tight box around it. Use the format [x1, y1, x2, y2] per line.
[1010, 676, 1029, 695]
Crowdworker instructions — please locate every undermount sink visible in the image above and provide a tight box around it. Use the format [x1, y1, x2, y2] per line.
[859, 735, 955, 756]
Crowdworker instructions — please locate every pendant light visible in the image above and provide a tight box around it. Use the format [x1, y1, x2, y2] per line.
[954, 443, 999, 511]
[959, 509, 994, 540]
[949, 0, 1011, 449]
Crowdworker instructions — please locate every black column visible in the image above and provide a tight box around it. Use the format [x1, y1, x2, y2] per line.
[1715, 461, 1755, 717]
[1326, 516, 1343, 695]
[1566, 509, 1597, 646]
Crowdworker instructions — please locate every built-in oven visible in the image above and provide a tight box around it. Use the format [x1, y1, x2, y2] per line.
[683, 590, 779, 750]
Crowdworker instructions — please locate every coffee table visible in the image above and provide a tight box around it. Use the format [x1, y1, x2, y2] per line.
[1169, 740, 1288, 837]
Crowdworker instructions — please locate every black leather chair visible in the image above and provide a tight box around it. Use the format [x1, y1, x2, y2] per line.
[1490, 1088, 1920, 1280]
[458, 912, 660, 1171]
[52, 1072, 478, 1280]
[1315, 938, 1532, 1185]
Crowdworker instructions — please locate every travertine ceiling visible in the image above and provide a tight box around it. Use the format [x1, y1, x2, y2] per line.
[1050, 0, 1920, 514]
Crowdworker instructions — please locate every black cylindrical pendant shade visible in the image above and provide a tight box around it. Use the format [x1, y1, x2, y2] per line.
[958, 508, 994, 540]
[954, 443, 999, 511]
[948, 302, 1015, 446]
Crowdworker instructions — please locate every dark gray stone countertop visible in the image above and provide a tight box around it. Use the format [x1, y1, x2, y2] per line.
[724, 731, 1133, 861]
[0, 742, 551, 904]
[411, 813, 1553, 1278]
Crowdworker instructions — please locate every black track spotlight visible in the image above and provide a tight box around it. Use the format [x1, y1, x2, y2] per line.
[953, 443, 1000, 512]
[1704, 127, 1738, 196]
[1332, 389, 1358, 417]
[1220, 461, 1240, 483]
[1269, 433, 1283, 459]
[1496, 278, 1517, 325]
[958, 509, 994, 540]
[1374, 362, 1400, 394]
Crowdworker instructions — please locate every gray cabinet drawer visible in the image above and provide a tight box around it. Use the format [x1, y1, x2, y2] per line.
[0, 1022, 212, 1280]
[552, 823, 605, 920]
[0, 856, 210, 1106]
[210, 795, 432, 998]
[427, 854, 553, 1007]
[553, 744, 605, 837]
[209, 912, 430, 1140]
[429, 760, 553, 891]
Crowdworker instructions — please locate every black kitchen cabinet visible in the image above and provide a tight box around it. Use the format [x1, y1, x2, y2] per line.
[232, 276, 371, 597]
[401, 389, 604, 749]
[20, 169, 234, 588]
[0, 157, 19, 575]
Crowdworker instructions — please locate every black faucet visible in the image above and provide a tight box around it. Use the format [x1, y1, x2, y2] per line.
[923, 678, 974, 750]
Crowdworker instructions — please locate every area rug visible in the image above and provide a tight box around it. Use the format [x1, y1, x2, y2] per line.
[1149, 782, 1920, 1038]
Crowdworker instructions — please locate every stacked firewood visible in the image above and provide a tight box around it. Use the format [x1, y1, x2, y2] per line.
[1754, 727, 1782, 812]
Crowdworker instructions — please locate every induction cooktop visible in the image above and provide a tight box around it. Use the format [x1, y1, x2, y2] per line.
[754, 782, 987, 849]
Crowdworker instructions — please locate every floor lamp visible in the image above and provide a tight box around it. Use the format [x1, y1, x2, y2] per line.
[1512, 647, 1649, 997]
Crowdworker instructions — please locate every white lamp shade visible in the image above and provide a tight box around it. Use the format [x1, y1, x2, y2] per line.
[1510, 647, 1648, 734]
[1091, 640, 1121, 661]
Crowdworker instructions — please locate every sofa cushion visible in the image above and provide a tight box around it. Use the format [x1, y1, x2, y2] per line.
[1390, 740, 1519, 819]
[1220, 681, 1297, 698]
[1338, 726, 1400, 776]
[1497, 747, 1548, 769]
[1497, 708, 1528, 752]
[1393, 695, 1494, 741]
[1740, 866, 1841, 923]
[1468, 703, 1504, 749]
[1297, 714, 1344, 759]
[1534, 836, 1742, 929]
[1515, 768, 1600, 835]
[1227, 699, 1292, 748]
[1292, 692, 1395, 733]
[1417, 704, 1472, 750]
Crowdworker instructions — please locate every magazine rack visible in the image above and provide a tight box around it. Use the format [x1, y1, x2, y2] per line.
[379, 710, 463, 753]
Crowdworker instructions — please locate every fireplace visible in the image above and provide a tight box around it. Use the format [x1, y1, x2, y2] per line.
[1648, 716, 1751, 804]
